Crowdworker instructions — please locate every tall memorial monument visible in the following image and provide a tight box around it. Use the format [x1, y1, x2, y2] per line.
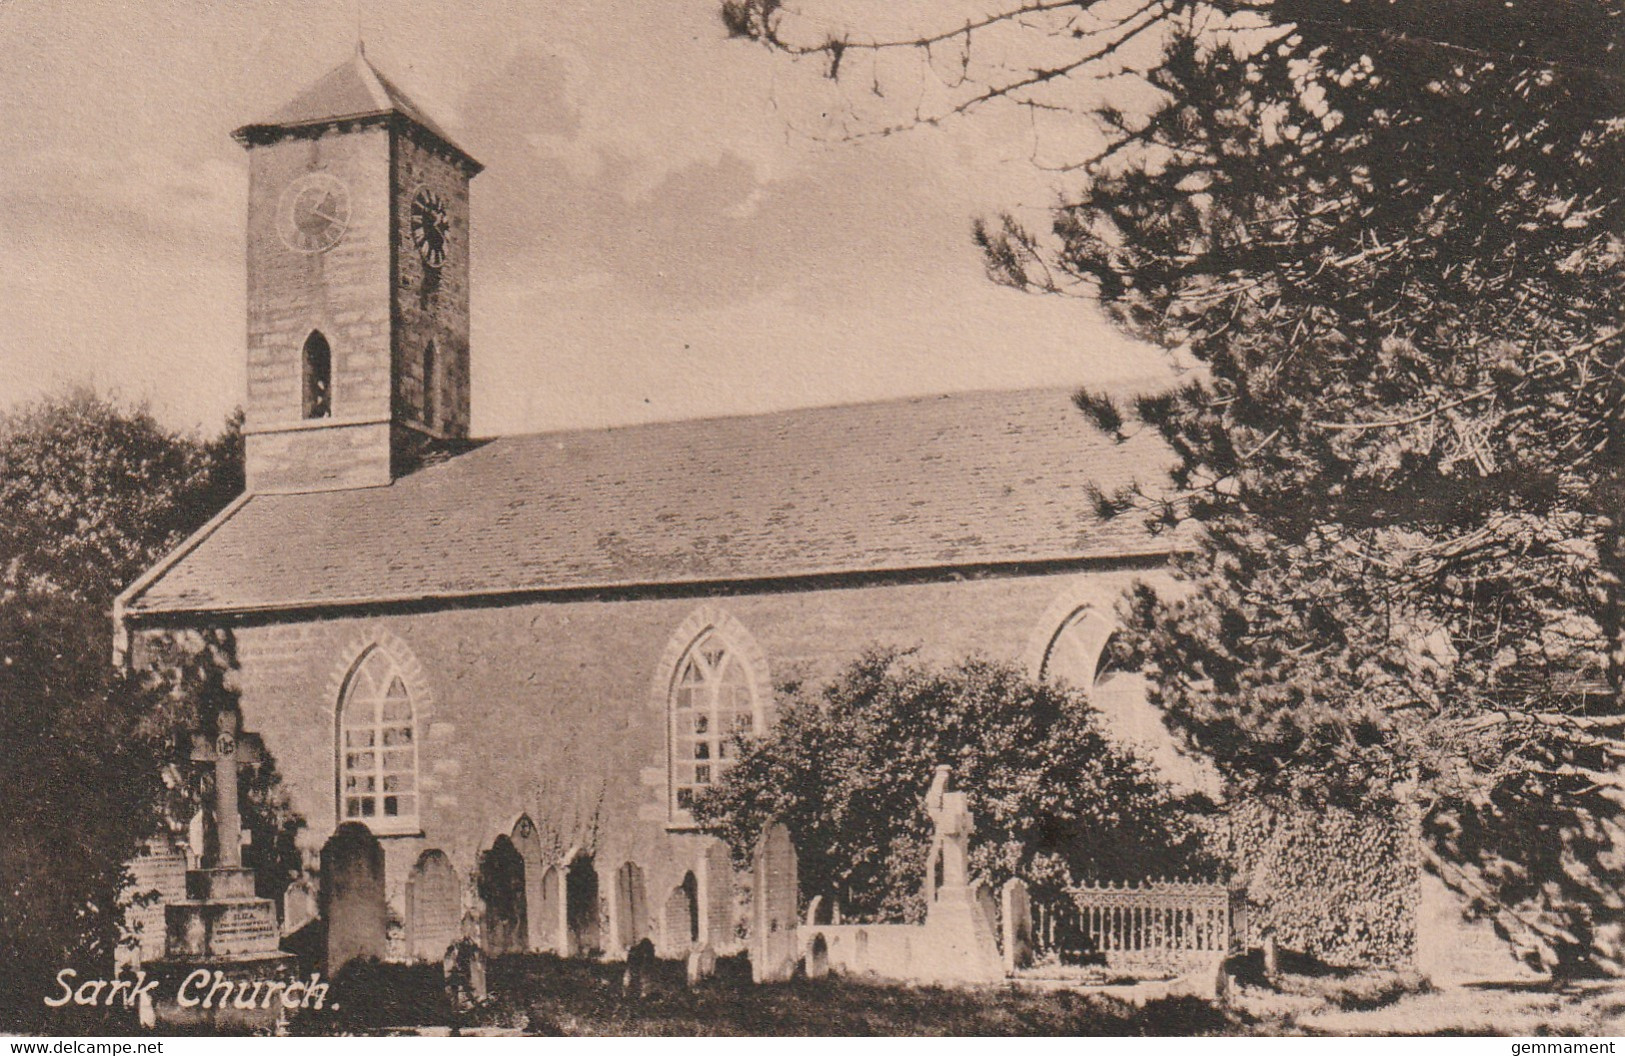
[919, 766, 1004, 983]
[152, 708, 296, 1026]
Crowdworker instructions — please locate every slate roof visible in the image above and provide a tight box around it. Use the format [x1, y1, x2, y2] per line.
[122, 388, 1178, 617]
[233, 47, 479, 169]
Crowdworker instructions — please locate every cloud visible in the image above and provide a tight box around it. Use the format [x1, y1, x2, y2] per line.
[460, 44, 947, 311]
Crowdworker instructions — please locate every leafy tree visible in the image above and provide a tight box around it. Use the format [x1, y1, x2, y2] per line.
[0, 390, 274, 1030]
[691, 650, 1216, 922]
[0, 388, 241, 605]
[722, 1, 1625, 970]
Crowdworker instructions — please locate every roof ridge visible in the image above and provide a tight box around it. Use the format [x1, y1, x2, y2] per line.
[472, 382, 1158, 446]
[352, 51, 395, 114]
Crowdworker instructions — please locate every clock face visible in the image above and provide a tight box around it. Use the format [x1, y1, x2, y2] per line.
[410, 188, 450, 270]
[277, 173, 351, 254]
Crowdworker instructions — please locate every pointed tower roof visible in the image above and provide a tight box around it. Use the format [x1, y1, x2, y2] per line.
[233, 46, 481, 172]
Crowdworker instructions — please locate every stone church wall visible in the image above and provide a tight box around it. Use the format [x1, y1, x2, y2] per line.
[140, 565, 1155, 951]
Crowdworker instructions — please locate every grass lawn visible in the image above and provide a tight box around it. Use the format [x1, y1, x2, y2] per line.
[282, 953, 1625, 1037]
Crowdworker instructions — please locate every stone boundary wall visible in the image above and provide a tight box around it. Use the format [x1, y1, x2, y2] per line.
[798, 924, 918, 978]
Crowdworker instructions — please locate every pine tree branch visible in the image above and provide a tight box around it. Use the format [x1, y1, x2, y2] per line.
[1309, 387, 1497, 433]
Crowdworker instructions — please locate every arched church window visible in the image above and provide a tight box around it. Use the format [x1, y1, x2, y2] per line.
[1039, 607, 1114, 687]
[1040, 607, 1219, 796]
[302, 330, 332, 419]
[338, 646, 419, 832]
[669, 629, 762, 823]
[1040, 608, 1152, 742]
[422, 341, 437, 428]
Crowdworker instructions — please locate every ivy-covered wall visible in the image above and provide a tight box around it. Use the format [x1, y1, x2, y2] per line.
[1227, 801, 1420, 969]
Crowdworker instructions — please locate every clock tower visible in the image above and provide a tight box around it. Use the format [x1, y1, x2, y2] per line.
[233, 46, 482, 493]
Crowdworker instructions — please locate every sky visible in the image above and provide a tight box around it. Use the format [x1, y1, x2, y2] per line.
[0, 0, 1171, 438]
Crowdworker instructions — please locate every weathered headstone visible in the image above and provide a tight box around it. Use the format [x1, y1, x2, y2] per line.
[623, 937, 656, 997]
[564, 854, 601, 957]
[407, 850, 461, 961]
[186, 809, 207, 865]
[282, 877, 319, 936]
[700, 839, 734, 951]
[1000, 877, 1033, 973]
[973, 882, 998, 940]
[806, 933, 830, 980]
[1261, 926, 1280, 982]
[661, 873, 699, 955]
[751, 822, 799, 983]
[479, 836, 528, 956]
[320, 821, 387, 972]
[613, 860, 648, 951]
[686, 942, 717, 986]
[443, 936, 488, 1012]
[121, 837, 189, 965]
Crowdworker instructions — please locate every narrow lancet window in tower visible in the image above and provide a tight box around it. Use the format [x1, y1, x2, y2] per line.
[302, 330, 332, 419]
[422, 341, 437, 428]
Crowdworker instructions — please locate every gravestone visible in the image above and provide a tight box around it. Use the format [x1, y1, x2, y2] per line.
[806, 933, 830, 980]
[564, 854, 601, 956]
[511, 816, 545, 951]
[661, 873, 699, 955]
[612, 861, 649, 951]
[973, 882, 998, 939]
[442, 936, 488, 1012]
[479, 836, 528, 956]
[1261, 926, 1280, 982]
[320, 821, 387, 972]
[407, 850, 461, 961]
[121, 837, 189, 965]
[1000, 877, 1033, 973]
[686, 943, 717, 986]
[700, 840, 735, 951]
[622, 937, 656, 997]
[536, 865, 561, 952]
[751, 822, 799, 983]
[282, 877, 319, 936]
[187, 809, 207, 864]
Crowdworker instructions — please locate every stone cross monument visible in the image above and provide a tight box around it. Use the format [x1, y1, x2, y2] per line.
[190, 707, 261, 868]
[919, 765, 1003, 982]
[155, 707, 294, 1027]
[925, 765, 973, 891]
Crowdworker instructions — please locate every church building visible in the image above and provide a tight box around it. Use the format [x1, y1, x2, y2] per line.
[112, 50, 1267, 964]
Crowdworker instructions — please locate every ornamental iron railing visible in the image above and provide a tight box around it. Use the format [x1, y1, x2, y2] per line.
[1031, 879, 1233, 972]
